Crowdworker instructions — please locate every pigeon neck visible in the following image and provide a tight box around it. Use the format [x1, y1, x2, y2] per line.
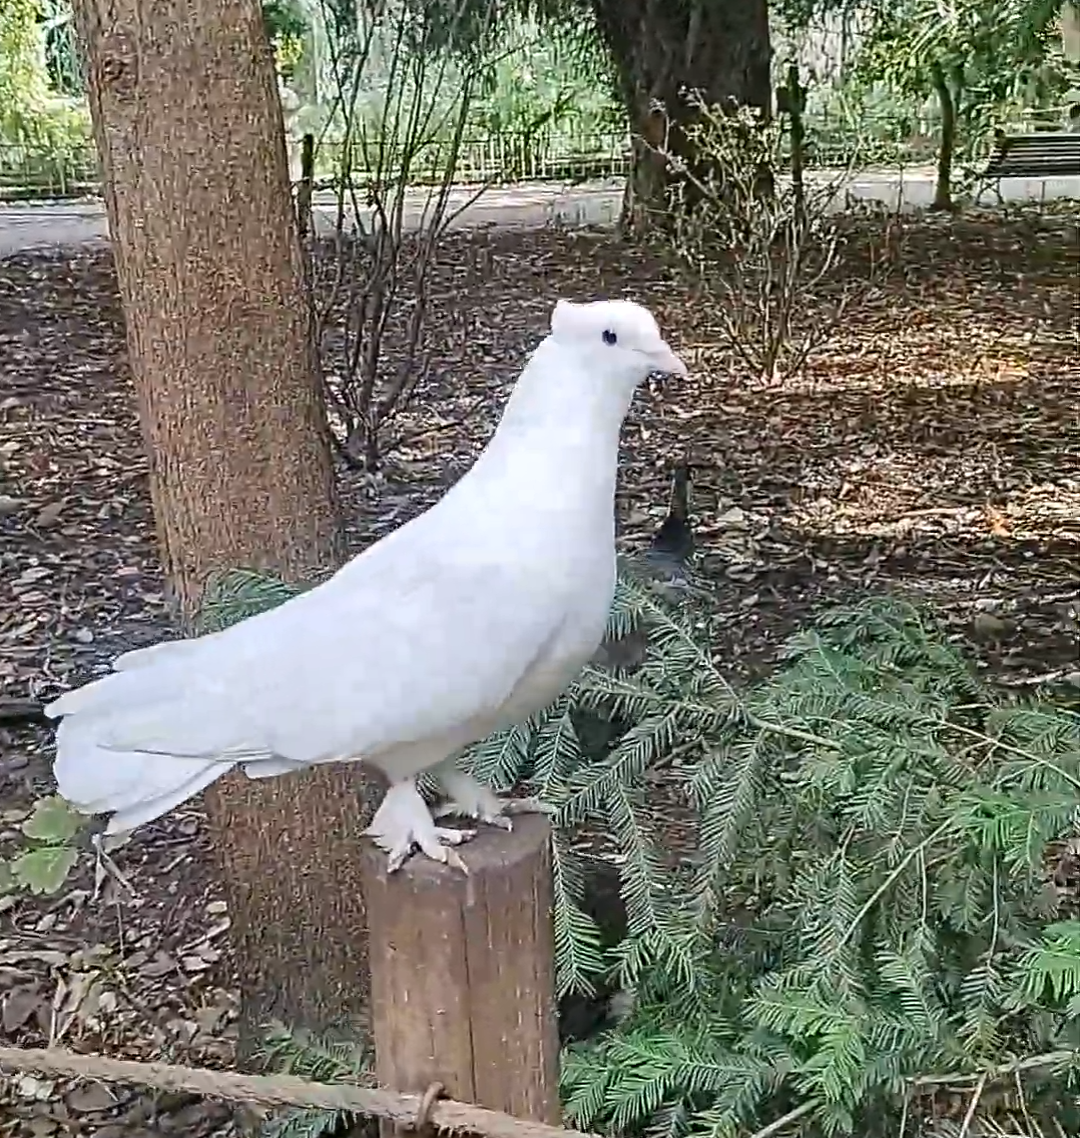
[491, 339, 636, 449]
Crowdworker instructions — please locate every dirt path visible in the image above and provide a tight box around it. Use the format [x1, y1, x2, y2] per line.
[3, 170, 1078, 256]
[0, 181, 623, 256]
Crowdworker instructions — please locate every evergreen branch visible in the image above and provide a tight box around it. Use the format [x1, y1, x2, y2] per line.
[832, 818, 958, 958]
[953, 723, 1080, 793]
[959, 1070, 989, 1138]
[188, 571, 1080, 1138]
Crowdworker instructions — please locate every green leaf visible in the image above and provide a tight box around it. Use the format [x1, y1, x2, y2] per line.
[11, 846, 79, 894]
[0, 859, 15, 894]
[20, 795, 84, 843]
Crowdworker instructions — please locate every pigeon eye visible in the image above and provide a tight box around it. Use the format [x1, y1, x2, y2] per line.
[602, 329, 617, 345]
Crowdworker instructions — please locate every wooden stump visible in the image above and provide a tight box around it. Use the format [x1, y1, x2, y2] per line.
[360, 814, 560, 1131]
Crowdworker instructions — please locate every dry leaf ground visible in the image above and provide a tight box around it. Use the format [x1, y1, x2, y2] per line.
[1, 207, 1078, 1135]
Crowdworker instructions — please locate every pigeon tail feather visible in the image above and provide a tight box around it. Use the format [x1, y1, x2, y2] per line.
[51, 707, 236, 831]
[47, 662, 252, 831]
[112, 635, 220, 672]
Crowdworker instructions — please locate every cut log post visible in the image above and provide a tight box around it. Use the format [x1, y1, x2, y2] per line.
[360, 814, 560, 1134]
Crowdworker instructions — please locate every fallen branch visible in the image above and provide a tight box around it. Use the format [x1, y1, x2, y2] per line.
[998, 668, 1075, 688]
[0, 697, 46, 725]
[0, 1045, 597, 1138]
[1, 1043, 1075, 1134]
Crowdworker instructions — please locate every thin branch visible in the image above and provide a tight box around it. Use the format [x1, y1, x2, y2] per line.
[910, 1049, 1080, 1089]
[0, 697, 46, 724]
[746, 1100, 816, 1138]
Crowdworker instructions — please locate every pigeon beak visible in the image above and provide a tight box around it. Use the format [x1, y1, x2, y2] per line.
[648, 342, 688, 379]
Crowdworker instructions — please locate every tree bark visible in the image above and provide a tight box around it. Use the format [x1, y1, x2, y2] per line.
[73, 0, 381, 1056]
[781, 62, 807, 226]
[591, 0, 772, 232]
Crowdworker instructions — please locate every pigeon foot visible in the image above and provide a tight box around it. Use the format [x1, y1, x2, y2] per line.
[434, 769, 554, 832]
[366, 779, 476, 874]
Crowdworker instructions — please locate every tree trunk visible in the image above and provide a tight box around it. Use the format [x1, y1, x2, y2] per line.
[930, 60, 957, 212]
[73, 0, 381, 1057]
[592, 0, 772, 232]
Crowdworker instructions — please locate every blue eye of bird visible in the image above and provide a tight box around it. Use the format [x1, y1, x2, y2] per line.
[602, 329, 617, 345]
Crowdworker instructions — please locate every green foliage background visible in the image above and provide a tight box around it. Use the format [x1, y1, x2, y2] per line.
[3, 0, 1077, 196]
[198, 568, 1080, 1138]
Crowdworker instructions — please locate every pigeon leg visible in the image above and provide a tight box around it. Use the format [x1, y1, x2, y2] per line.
[433, 768, 554, 833]
[365, 778, 476, 874]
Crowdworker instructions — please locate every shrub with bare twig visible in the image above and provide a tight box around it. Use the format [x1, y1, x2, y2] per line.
[655, 90, 902, 386]
[303, 0, 500, 471]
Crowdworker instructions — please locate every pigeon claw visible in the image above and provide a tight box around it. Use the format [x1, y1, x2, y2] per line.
[482, 813, 514, 832]
[367, 779, 476, 875]
[434, 770, 554, 833]
[434, 793, 553, 831]
[380, 826, 476, 875]
[401, 825, 475, 875]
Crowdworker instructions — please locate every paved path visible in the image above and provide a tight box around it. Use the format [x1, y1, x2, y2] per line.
[1, 169, 1077, 256]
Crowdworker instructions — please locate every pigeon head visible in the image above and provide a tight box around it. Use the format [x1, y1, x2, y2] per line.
[495, 297, 686, 443]
[550, 299, 687, 389]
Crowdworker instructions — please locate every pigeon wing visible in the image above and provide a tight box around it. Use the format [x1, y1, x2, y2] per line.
[52, 553, 570, 796]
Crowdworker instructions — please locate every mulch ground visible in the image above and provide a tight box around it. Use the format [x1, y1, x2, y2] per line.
[1, 205, 1078, 1136]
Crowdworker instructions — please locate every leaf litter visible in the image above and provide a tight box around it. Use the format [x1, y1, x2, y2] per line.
[0, 206, 1078, 1134]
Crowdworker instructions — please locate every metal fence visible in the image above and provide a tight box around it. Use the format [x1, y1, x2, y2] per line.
[0, 132, 633, 201]
[0, 146, 100, 200]
[0, 121, 996, 202]
[3, 100, 1073, 201]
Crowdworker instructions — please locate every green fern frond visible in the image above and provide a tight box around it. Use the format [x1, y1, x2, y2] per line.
[197, 567, 305, 632]
[553, 840, 606, 999]
[1009, 922, 1080, 1013]
[255, 1021, 371, 1138]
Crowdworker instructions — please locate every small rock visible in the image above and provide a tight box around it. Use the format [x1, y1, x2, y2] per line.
[140, 950, 177, 978]
[24, 1118, 58, 1137]
[2, 985, 43, 1032]
[14, 1074, 54, 1100]
[972, 613, 1008, 640]
[715, 506, 747, 528]
[15, 565, 51, 586]
[66, 1083, 125, 1113]
[34, 501, 64, 528]
[0, 494, 25, 516]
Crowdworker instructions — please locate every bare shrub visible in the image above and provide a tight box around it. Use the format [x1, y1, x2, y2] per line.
[306, 0, 498, 470]
[655, 90, 902, 385]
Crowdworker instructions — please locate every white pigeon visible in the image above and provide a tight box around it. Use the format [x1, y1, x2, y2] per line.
[47, 298, 687, 873]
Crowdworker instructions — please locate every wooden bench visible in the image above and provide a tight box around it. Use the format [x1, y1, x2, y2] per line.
[983, 131, 1080, 180]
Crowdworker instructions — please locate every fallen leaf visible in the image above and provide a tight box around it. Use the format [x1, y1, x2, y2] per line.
[21, 796, 83, 844]
[10, 846, 79, 894]
[2, 985, 44, 1033]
